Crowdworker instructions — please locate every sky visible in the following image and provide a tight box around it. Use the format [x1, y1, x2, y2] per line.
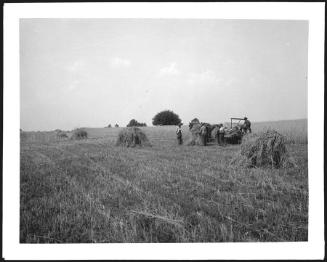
[20, 19, 308, 131]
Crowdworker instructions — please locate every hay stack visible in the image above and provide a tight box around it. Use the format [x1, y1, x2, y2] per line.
[71, 128, 88, 140]
[187, 123, 203, 146]
[115, 127, 151, 147]
[232, 130, 296, 168]
[56, 131, 68, 139]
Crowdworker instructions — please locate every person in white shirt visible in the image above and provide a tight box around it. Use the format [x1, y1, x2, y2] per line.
[176, 123, 183, 145]
[218, 124, 226, 145]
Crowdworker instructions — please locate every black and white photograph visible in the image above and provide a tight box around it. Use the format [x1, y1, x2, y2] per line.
[3, 2, 325, 260]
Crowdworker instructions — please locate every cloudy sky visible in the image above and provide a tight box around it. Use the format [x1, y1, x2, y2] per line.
[20, 19, 308, 131]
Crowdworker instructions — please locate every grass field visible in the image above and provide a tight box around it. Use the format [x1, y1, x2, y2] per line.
[20, 119, 308, 243]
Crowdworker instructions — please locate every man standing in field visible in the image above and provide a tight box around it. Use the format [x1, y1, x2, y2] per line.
[218, 124, 226, 145]
[176, 123, 183, 145]
[214, 124, 222, 145]
[200, 123, 207, 146]
[243, 117, 252, 133]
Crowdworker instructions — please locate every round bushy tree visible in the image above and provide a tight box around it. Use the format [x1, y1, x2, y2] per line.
[127, 119, 138, 127]
[152, 110, 182, 126]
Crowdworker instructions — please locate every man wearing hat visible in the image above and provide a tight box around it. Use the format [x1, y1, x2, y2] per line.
[176, 123, 183, 145]
[243, 117, 252, 133]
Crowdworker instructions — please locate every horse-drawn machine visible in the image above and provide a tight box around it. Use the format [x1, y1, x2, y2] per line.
[188, 117, 251, 145]
[224, 117, 251, 144]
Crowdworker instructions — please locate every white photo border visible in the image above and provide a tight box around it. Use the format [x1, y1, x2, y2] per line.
[3, 2, 325, 260]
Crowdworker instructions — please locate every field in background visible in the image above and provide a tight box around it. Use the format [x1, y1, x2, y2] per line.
[252, 119, 307, 144]
[20, 119, 308, 243]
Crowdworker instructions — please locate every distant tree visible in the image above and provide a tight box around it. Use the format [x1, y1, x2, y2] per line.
[127, 119, 147, 127]
[107, 124, 112, 128]
[127, 119, 138, 127]
[115, 124, 119, 127]
[152, 110, 182, 126]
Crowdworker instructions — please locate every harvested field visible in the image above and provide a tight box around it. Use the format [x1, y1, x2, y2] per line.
[20, 120, 308, 243]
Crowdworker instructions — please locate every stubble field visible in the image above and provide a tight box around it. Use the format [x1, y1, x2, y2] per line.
[20, 119, 308, 243]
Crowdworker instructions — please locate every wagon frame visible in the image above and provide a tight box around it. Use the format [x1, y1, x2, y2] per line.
[230, 117, 245, 128]
[224, 117, 246, 144]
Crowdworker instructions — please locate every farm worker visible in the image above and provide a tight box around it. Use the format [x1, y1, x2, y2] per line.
[215, 124, 222, 144]
[176, 123, 183, 145]
[200, 123, 207, 146]
[218, 124, 226, 145]
[243, 117, 252, 133]
[205, 125, 211, 144]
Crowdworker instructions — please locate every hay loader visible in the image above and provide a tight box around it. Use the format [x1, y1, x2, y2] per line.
[223, 117, 245, 144]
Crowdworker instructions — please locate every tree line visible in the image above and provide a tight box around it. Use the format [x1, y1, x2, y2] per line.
[107, 110, 182, 127]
